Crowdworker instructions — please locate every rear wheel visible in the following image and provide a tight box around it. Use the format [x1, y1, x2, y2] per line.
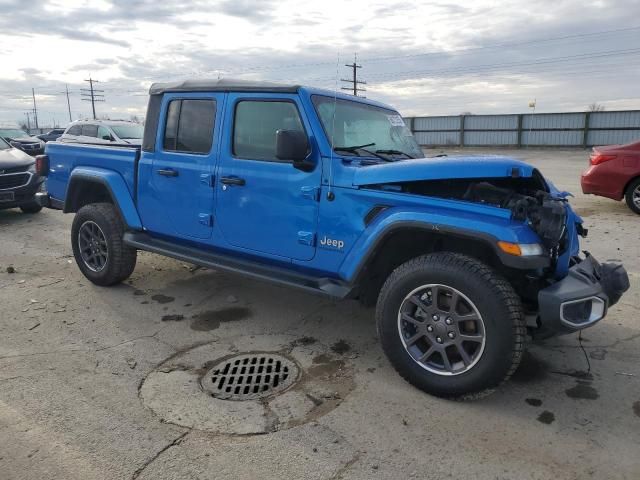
[376, 252, 525, 399]
[71, 203, 137, 286]
[625, 177, 640, 214]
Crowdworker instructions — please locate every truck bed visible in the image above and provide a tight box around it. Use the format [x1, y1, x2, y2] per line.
[45, 142, 140, 205]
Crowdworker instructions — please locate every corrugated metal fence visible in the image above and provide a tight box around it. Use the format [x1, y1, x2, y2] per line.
[405, 110, 640, 147]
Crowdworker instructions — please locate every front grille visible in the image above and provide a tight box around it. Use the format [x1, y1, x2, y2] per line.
[0, 173, 30, 189]
[0, 165, 29, 174]
[20, 143, 40, 150]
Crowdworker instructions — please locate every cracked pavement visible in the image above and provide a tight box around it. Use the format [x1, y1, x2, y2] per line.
[1, 149, 639, 479]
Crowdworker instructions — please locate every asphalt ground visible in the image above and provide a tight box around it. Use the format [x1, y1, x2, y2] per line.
[1, 148, 638, 479]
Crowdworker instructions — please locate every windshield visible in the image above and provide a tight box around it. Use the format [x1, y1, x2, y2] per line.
[312, 95, 424, 159]
[111, 124, 143, 140]
[0, 129, 29, 138]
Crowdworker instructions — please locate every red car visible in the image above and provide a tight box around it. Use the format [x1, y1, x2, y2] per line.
[581, 140, 640, 214]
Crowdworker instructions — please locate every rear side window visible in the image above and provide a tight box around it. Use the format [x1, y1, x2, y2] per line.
[163, 99, 216, 154]
[67, 125, 81, 135]
[233, 100, 304, 161]
[81, 124, 98, 137]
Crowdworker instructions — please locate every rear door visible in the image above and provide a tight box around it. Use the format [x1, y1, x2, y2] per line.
[138, 93, 222, 239]
[215, 93, 321, 261]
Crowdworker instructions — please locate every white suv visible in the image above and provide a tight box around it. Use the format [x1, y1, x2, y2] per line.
[60, 120, 143, 146]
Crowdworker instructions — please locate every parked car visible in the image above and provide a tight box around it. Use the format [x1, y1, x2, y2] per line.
[37, 128, 66, 143]
[37, 79, 629, 399]
[0, 128, 45, 156]
[59, 120, 143, 146]
[581, 140, 640, 214]
[0, 137, 45, 213]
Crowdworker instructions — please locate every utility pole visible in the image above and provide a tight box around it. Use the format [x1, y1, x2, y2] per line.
[81, 77, 105, 120]
[31, 88, 39, 130]
[341, 53, 366, 97]
[24, 112, 31, 132]
[65, 84, 73, 122]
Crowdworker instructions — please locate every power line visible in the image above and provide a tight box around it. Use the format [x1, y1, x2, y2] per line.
[81, 77, 105, 120]
[341, 53, 366, 96]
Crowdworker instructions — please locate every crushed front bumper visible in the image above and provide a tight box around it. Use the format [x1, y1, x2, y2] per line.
[537, 253, 629, 336]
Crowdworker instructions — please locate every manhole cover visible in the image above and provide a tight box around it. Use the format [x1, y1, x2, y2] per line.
[202, 353, 299, 401]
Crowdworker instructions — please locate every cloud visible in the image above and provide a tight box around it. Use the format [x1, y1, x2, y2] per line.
[1, 0, 639, 125]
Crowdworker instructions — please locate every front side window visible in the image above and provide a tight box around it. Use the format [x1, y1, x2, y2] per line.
[98, 126, 111, 140]
[233, 100, 304, 161]
[312, 96, 423, 159]
[67, 125, 81, 135]
[81, 124, 98, 137]
[163, 99, 216, 154]
[111, 124, 143, 140]
[0, 137, 9, 150]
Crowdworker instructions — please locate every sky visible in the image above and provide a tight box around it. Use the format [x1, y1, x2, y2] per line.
[0, 0, 639, 127]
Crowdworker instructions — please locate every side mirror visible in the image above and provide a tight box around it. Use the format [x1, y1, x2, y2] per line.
[275, 129, 314, 171]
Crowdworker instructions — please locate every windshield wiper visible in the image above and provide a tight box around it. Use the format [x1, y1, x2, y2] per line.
[333, 142, 376, 154]
[333, 142, 390, 162]
[375, 149, 414, 159]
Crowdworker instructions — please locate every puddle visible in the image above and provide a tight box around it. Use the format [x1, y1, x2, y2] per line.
[525, 398, 543, 407]
[190, 307, 251, 331]
[162, 314, 185, 322]
[151, 294, 175, 304]
[331, 339, 351, 355]
[565, 383, 599, 400]
[633, 401, 640, 417]
[537, 411, 555, 424]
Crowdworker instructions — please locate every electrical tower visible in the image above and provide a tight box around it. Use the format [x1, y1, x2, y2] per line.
[341, 54, 366, 97]
[81, 77, 105, 120]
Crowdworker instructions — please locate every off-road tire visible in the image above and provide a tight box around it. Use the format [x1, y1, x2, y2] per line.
[71, 203, 137, 286]
[20, 201, 42, 214]
[376, 252, 525, 400]
[624, 177, 640, 214]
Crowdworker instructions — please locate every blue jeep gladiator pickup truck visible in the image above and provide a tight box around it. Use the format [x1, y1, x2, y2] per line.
[36, 79, 629, 399]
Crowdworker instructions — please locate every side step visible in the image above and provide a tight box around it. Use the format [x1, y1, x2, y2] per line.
[123, 232, 352, 298]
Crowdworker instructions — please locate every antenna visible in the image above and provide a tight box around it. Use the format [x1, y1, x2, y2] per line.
[327, 52, 340, 201]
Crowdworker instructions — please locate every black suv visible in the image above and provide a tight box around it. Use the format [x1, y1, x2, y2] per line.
[0, 137, 45, 213]
[0, 128, 45, 156]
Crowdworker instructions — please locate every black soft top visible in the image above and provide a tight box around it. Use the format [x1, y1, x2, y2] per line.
[148, 78, 300, 95]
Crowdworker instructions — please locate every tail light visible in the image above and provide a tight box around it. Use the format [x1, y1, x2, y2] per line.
[590, 153, 617, 165]
[35, 154, 49, 176]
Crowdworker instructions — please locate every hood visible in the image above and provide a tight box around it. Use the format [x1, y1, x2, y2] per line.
[0, 147, 35, 168]
[6, 135, 41, 144]
[352, 155, 536, 186]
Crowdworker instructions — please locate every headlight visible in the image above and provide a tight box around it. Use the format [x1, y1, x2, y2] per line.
[497, 241, 544, 256]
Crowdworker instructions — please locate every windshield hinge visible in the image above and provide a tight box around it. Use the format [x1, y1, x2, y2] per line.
[301, 186, 320, 201]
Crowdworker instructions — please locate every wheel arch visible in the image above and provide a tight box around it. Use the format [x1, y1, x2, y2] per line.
[65, 169, 142, 230]
[345, 221, 547, 306]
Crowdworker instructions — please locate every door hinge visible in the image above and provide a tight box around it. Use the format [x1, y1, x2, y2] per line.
[301, 186, 320, 202]
[200, 173, 215, 187]
[297, 231, 316, 246]
[198, 213, 213, 227]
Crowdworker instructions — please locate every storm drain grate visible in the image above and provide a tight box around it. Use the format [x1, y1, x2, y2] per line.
[201, 353, 299, 401]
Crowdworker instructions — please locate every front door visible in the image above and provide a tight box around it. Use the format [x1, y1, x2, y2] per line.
[138, 94, 221, 239]
[215, 94, 321, 261]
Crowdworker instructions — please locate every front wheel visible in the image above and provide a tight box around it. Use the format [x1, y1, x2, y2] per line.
[625, 177, 640, 214]
[71, 203, 137, 286]
[376, 252, 525, 400]
[20, 201, 42, 214]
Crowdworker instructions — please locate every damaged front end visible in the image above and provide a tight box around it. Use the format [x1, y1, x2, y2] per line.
[363, 166, 629, 337]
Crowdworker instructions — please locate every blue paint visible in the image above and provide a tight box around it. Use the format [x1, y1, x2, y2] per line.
[45, 84, 584, 286]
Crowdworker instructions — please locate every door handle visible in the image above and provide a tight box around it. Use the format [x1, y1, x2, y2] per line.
[157, 168, 178, 177]
[220, 176, 246, 186]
